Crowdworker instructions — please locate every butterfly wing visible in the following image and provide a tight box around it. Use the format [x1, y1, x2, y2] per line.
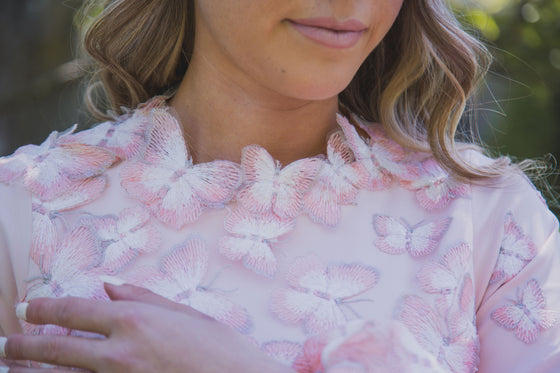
[272, 158, 322, 218]
[327, 263, 378, 299]
[303, 178, 342, 227]
[238, 145, 276, 213]
[189, 160, 242, 207]
[372, 215, 408, 255]
[503, 213, 537, 261]
[408, 217, 451, 257]
[189, 291, 253, 334]
[161, 238, 209, 291]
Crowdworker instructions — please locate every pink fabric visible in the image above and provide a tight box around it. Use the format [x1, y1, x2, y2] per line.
[1, 97, 559, 372]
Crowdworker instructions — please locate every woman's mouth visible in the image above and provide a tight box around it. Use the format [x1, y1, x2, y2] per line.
[288, 17, 367, 49]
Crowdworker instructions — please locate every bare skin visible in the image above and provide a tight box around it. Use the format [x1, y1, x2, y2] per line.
[171, 0, 403, 165]
[1, 0, 405, 371]
[3, 284, 295, 373]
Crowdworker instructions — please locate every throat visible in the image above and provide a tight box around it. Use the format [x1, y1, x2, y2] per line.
[169, 97, 340, 166]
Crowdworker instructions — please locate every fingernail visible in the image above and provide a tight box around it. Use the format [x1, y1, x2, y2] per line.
[16, 302, 29, 321]
[0, 336, 7, 358]
[0, 366, 9, 373]
[99, 275, 127, 286]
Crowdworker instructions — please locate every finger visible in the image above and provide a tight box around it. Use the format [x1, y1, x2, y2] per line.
[21, 298, 115, 336]
[105, 284, 210, 319]
[5, 334, 101, 371]
[7, 367, 92, 373]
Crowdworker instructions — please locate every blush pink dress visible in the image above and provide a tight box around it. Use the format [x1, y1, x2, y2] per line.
[1, 97, 559, 372]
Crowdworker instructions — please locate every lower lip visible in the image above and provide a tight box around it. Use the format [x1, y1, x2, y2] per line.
[289, 21, 365, 49]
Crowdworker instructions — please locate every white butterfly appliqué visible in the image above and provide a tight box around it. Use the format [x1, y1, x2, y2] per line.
[373, 215, 451, 257]
[121, 108, 242, 229]
[303, 131, 368, 227]
[490, 212, 537, 285]
[492, 279, 558, 344]
[270, 256, 378, 335]
[137, 237, 253, 334]
[218, 207, 295, 278]
[238, 145, 323, 219]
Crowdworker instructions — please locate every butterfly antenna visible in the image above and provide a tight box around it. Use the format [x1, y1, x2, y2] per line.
[344, 298, 376, 305]
[341, 303, 363, 320]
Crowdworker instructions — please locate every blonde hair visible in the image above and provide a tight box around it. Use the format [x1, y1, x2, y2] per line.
[79, 0, 511, 181]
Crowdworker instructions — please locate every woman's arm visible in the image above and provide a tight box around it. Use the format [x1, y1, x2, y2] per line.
[0, 183, 32, 368]
[0, 183, 32, 336]
[470, 172, 560, 372]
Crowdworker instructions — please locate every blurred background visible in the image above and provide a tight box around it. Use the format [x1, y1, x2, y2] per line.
[0, 0, 559, 215]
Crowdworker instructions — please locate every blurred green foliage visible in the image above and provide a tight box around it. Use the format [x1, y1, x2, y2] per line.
[453, 0, 560, 213]
[453, 0, 559, 161]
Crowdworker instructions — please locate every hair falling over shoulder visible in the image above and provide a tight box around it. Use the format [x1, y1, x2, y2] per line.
[78, 0, 515, 182]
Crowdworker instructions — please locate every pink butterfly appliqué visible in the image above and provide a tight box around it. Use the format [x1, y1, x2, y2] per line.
[373, 215, 451, 257]
[137, 237, 253, 334]
[83, 206, 161, 272]
[401, 158, 470, 211]
[261, 341, 303, 368]
[417, 243, 474, 314]
[321, 321, 447, 373]
[218, 207, 295, 278]
[238, 145, 323, 219]
[31, 176, 107, 269]
[121, 107, 242, 229]
[0, 125, 115, 200]
[491, 279, 558, 344]
[399, 295, 479, 373]
[69, 114, 146, 160]
[303, 132, 368, 227]
[25, 226, 107, 302]
[336, 114, 418, 190]
[270, 256, 378, 335]
[490, 212, 537, 285]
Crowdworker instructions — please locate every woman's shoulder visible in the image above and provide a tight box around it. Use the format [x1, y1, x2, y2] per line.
[0, 97, 165, 202]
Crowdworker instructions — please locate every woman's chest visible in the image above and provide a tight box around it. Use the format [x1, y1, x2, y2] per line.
[25, 177, 477, 356]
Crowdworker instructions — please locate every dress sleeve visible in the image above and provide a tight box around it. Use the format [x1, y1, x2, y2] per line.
[472, 172, 560, 372]
[291, 171, 560, 373]
[0, 182, 32, 337]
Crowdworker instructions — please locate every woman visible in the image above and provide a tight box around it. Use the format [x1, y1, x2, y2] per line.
[0, 0, 559, 372]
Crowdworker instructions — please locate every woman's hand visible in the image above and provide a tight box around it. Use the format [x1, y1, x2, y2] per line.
[2, 284, 294, 373]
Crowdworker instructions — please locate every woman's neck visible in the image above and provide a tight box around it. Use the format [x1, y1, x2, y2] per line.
[169, 55, 339, 165]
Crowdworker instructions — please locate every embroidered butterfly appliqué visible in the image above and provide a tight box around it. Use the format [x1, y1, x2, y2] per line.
[69, 115, 146, 160]
[26, 226, 107, 302]
[270, 256, 378, 335]
[399, 295, 479, 373]
[303, 132, 368, 227]
[318, 321, 447, 373]
[417, 243, 474, 314]
[261, 341, 303, 368]
[401, 158, 471, 211]
[136, 237, 253, 333]
[490, 212, 537, 285]
[121, 108, 242, 229]
[336, 114, 418, 190]
[373, 215, 451, 257]
[0, 125, 115, 200]
[30, 177, 107, 267]
[292, 332, 329, 373]
[238, 145, 323, 219]
[82, 206, 161, 272]
[218, 207, 295, 278]
[491, 279, 558, 344]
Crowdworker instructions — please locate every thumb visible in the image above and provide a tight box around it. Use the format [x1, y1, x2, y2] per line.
[104, 283, 211, 319]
